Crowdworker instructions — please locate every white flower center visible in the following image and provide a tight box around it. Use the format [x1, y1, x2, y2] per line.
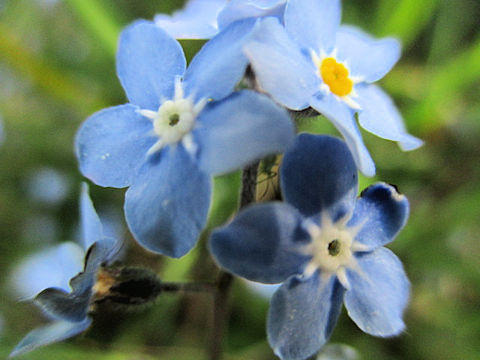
[302, 212, 367, 288]
[138, 79, 207, 155]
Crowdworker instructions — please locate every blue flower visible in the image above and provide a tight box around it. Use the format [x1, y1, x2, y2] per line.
[75, 20, 294, 258]
[10, 184, 121, 357]
[243, 0, 423, 176]
[155, 0, 286, 39]
[210, 134, 410, 360]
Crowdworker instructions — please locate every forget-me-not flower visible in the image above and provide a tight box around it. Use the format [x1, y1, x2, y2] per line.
[210, 134, 410, 360]
[75, 20, 294, 258]
[155, 0, 286, 39]
[10, 184, 121, 357]
[243, 0, 423, 176]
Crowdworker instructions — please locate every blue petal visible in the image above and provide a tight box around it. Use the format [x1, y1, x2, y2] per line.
[76, 104, 155, 188]
[79, 183, 103, 251]
[196, 90, 295, 175]
[244, 17, 319, 110]
[356, 84, 423, 151]
[284, 0, 341, 53]
[217, 0, 286, 29]
[184, 18, 257, 102]
[348, 183, 409, 250]
[209, 203, 310, 284]
[336, 26, 401, 83]
[10, 243, 84, 300]
[9, 318, 92, 358]
[117, 20, 186, 110]
[268, 273, 345, 360]
[154, 0, 225, 39]
[310, 94, 376, 176]
[344, 248, 410, 337]
[124, 146, 211, 258]
[281, 134, 358, 221]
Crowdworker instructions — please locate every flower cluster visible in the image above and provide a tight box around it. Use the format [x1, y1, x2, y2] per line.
[11, 0, 420, 359]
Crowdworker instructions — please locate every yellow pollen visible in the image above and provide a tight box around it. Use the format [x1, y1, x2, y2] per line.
[320, 57, 353, 97]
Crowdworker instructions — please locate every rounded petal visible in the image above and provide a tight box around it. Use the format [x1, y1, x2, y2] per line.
[196, 90, 295, 175]
[117, 20, 186, 110]
[268, 273, 345, 360]
[217, 0, 286, 29]
[209, 202, 310, 284]
[285, 0, 341, 52]
[10, 318, 92, 358]
[75, 104, 155, 188]
[184, 18, 257, 101]
[281, 134, 358, 221]
[336, 26, 401, 83]
[356, 84, 423, 151]
[154, 0, 225, 39]
[34, 286, 91, 323]
[125, 146, 211, 258]
[244, 17, 319, 110]
[348, 183, 409, 250]
[345, 248, 410, 337]
[10, 242, 84, 300]
[310, 94, 376, 176]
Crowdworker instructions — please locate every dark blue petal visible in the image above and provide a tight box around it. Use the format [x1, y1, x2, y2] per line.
[196, 90, 295, 175]
[79, 183, 103, 251]
[310, 94, 376, 176]
[244, 17, 319, 110]
[125, 146, 211, 258]
[184, 19, 256, 101]
[285, 0, 341, 53]
[336, 26, 400, 83]
[9, 318, 91, 358]
[345, 248, 410, 337]
[154, 0, 225, 39]
[117, 20, 186, 110]
[209, 203, 310, 284]
[268, 273, 345, 360]
[281, 134, 358, 221]
[76, 104, 155, 188]
[349, 183, 409, 250]
[217, 0, 286, 29]
[356, 84, 423, 151]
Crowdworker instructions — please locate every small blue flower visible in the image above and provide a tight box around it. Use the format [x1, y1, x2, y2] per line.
[210, 134, 410, 360]
[155, 0, 286, 39]
[10, 184, 121, 357]
[243, 0, 423, 176]
[75, 20, 294, 258]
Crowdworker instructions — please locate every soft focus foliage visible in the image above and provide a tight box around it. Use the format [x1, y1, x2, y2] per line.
[1, 0, 479, 359]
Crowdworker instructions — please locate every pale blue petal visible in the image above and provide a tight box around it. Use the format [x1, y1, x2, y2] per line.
[125, 146, 211, 258]
[117, 21, 186, 110]
[11, 243, 84, 300]
[244, 17, 319, 110]
[345, 248, 410, 337]
[285, 0, 341, 52]
[209, 203, 310, 284]
[336, 26, 401, 83]
[197, 90, 295, 175]
[310, 94, 376, 176]
[356, 84, 423, 151]
[218, 0, 286, 29]
[184, 18, 257, 102]
[348, 183, 409, 250]
[281, 134, 357, 221]
[154, 0, 225, 39]
[79, 183, 103, 251]
[9, 318, 91, 358]
[268, 273, 345, 360]
[76, 104, 155, 188]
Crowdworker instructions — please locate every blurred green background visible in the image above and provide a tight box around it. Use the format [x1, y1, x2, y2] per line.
[0, 0, 479, 359]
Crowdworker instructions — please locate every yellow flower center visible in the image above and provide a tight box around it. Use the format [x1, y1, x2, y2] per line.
[320, 57, 353, 97]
